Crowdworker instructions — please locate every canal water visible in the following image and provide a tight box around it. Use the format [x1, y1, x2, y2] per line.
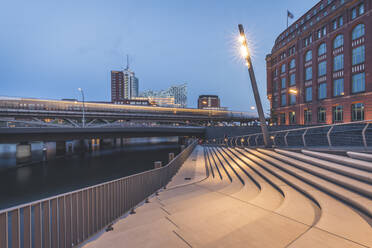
[0, 142, 181, 210]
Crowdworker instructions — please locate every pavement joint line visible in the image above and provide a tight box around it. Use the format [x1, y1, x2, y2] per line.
[173, 230, 193, 248]
[165, 216, 180, 229]
[311, 226, 371, 248]
[284, 226, 314, 248]
[160, 206, 171, 215]
[193, 182, 313, 228]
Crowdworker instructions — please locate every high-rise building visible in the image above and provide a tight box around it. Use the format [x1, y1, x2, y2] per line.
[198, 95, 221, 109]
[139, 83, 187, 108]
[266, 0, 371, 125]
[111, 65, 139, 102]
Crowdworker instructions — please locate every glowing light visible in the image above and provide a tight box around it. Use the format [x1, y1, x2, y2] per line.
[289, 89, 298, 95]
[270, 136, 275, 140]
[239, 35, 245, 44]
[240, 45, 249, 58]
[241, 138, 245, 142]
[250, 106, 256, 110]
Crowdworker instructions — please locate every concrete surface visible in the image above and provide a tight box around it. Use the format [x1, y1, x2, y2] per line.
[83, 145, 372, 248]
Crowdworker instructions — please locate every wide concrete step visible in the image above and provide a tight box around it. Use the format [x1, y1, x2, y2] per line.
[260, 149, 372, 199]
[251, 149, 372, 220]
[226, 147, 320, 226]
[302, 149, 372, 172]
[275, 149, 372, 184]
[347, 151, 372, 162]
[238, 148, 372, 247]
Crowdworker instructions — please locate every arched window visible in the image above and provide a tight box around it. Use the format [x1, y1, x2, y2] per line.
[352, 24, 365, 40]
[289, 59, 296, 69]
[333, 34, 344, 49]
[305, 50, 312, 62]
[318, 43, 326, 56]
[281, 64, 286, 73]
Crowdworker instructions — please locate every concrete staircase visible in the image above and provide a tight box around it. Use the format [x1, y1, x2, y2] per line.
[84, 145, 372, 248]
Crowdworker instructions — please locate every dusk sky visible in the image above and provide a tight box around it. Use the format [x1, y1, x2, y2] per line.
[0, 0, 319, 112]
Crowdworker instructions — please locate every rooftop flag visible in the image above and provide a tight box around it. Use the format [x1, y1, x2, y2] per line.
[287, 10, 294, 19]
[287, 10, 294, 28]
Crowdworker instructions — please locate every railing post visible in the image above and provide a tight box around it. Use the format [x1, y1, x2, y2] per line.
[247, 135, 251, 147]
[327, 126, 334, 148]
[272, 134, 277, 147]
[302, 128, 308, 147]
[284, 131, 289, 147]
[362, 123, 369, 148]
[235, 137, 239, 147]
[255, 135, 259, 146]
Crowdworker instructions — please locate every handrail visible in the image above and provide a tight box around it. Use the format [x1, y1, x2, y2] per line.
[0, 141, 195, 214]
[0, 140, 197, 248]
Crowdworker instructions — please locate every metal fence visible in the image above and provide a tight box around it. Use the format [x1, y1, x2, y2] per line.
[0, 140, 197, 248]
[209, 120, 372, 149]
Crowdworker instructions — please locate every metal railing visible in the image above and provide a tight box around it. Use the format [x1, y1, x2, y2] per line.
[209, 120, 372, 149]
[0, 140, 197, 248]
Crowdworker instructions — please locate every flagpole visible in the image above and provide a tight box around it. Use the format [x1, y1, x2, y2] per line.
[286, 10, 288, 28]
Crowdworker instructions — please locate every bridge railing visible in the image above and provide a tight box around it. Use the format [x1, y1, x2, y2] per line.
[209, 120, 372, 149]
[0, 140, 197, 248]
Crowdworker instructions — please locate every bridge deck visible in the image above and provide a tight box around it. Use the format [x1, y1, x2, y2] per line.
[83, 145, 372, 248]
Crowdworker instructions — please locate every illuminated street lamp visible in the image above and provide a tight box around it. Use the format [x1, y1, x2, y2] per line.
[238, 24, 269, 147]
[78, 88, 86, 128]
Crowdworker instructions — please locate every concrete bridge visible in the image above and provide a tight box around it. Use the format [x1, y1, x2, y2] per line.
[84, 145, 372, 247]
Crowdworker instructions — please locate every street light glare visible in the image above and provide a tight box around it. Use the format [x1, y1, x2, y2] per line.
[289, 89, 298, 95]
[240, 45, 249, 58]
[78, 88, 82, 91]
[239, 35, 245, 44]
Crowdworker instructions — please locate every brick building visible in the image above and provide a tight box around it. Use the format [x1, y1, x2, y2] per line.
[266, 0, 371, 125]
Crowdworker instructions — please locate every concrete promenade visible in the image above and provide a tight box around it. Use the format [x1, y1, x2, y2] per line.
[83, 145, 372, 248]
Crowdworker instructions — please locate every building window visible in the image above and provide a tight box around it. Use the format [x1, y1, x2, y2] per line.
[305, 50, 312, 62]
[280, 113, 286, 125]
[273, 81, 278, 92]
[318, 61, 327, 77]
[359, 3, 365, 15]
[333, 34, 344, 49]
[304, 109, 312, 124]
[351, 8, 357, 19]
[289, 74, 296, 86]
[339, 16, 343, 26]
[281, 77, 286, 89]
[352, 24, 365, 40]
[289, 111, 296, 124]
[305, 67, 312, 81]
[333, 78, 344, 96]
[333, 105, 343, 123]
[318, 83, 327, 99]
[289, 59, 296, 69]
[304, 35, 312, 47]
[290, 94, 296, 105]
[318, 43, 326, 56]
[273, 96, 279, 108]
[351, 103, 364, 121]
[333, 54, 344, 71]
[281, 93, 286, 106]
[332, 20, 338, 30]
[318, 107, 326, 123]
[281, 64, 286, 73]
[305, 87, 312, 102]
[352, 72, 365, 93]
[352, 45, 365, 65]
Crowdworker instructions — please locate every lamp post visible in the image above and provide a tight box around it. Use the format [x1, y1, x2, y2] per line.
[238, 24, 269, 147]
[78, 88, 86, 128]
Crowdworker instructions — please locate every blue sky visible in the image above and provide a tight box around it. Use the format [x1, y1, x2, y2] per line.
[0, 0, 319, 112]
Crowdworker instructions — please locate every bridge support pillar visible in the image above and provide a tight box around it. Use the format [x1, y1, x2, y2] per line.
[16, 142, 32, 164]
[56, 141, 66, 156]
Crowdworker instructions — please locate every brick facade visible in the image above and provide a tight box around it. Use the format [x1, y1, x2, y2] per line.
[267, 0, 371, 125]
